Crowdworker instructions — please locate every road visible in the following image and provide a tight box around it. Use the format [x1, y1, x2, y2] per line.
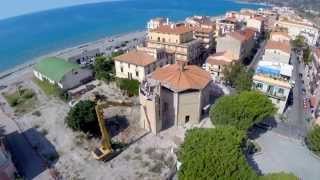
[248, 40, 266, 70]
[252, 130, 320, 180]
[271, 52, 308, 139]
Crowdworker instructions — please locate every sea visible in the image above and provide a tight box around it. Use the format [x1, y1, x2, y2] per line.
[0, 0, 266, 72]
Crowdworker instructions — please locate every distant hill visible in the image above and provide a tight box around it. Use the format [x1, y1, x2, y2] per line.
[244, 0, 320, 11]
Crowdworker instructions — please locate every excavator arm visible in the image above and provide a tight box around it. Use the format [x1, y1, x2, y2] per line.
[92, 101, 113, 160]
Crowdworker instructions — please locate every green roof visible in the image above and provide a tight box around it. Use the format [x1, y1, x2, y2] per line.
[34, 57, 80, 82]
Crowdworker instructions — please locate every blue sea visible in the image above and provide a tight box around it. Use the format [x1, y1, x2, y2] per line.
[0, 0, 265, 72]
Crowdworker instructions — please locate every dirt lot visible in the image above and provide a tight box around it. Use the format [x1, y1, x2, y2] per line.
[0, 70, 184, 180]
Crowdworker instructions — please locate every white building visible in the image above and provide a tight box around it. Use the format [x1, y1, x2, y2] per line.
[275, 19, 319, 46]
[253, 61, 294, 113]
[270, 31, 291, 42]
[147, 17, 169, 31]
[247, 16, 265, 32]
[263, 40, 292, 64]
[114, 47, 174, 82]
[203, 51, 236, 82]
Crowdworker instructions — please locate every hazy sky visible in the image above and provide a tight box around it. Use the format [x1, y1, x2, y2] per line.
[0, 0, 114, 20]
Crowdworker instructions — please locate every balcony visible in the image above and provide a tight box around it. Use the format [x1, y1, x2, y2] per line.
[265, 91, 287, 101]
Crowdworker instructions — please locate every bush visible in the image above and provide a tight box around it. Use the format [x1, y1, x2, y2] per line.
[210, 91, 276, 130]
[65, 100, 99, 136]
[306, 125, 320, 155]
[260, 172, 299, 180]
[178, 127, 258, 179]
[94, 56, 115, 82]
[116, 78, 139, 96]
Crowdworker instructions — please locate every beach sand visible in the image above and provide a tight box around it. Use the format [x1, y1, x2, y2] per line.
[0, 30, 146, 84]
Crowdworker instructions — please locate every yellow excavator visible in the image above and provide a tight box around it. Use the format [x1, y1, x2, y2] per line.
[91, 101, 114, 161]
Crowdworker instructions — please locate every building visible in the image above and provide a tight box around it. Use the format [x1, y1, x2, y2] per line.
[146, 24, 203, 64]
[270, 31, 291, 42]
[203, 51, 236, 82]
[275, 19, 319, 46]
[34, 57, 93, 90]
[247, 16, 265, 33]
[263, 40, 292, 64]
[114, 47, 174, 82]
[216, 18, 237, 36]
[185, 16, 216, 52]
[147, 17, 169, 31]
[216, 28, 256, 61]
[140, 63, 215, 134]
[253, 61, 294, 113]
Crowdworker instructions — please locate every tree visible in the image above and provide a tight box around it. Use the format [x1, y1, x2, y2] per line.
[291, 35, 305, 48]
[65, 100, 99, 136]
[178, 127, 258, 180]
[302, 46, 312, 64]
[210, 91, 276, 130]
[222, 62, 253, 92]
[94, 56, 114, 82]
[260, 172, 299, 180]
[306, 125, 320, 155]
[116, 78, 140, 96]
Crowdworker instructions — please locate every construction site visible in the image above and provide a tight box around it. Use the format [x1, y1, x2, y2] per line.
[0, 68, 185, 179]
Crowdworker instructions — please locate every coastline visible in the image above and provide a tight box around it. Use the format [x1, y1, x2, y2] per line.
[0, 30, 146, 83]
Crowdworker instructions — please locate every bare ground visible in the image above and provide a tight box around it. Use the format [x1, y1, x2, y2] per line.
[0, 70, 184, 180]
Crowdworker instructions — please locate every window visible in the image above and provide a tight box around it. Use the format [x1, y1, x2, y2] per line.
[278, 88, 284, 94]
[136, 71, 139, 77]
[120, 67, 123, 72]
[256, 83, 263, 89]
[157, 37, 160, 42]
[185, 116, 190, 123]
[162, 38, 165, 43]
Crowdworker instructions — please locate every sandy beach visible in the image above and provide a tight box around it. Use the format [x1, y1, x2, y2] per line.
[0, 30, 146, 84]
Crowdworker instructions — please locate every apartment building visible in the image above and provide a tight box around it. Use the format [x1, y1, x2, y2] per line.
[203, 51, 236, 82]
[147, 17, 169, 30]
[114, 47, 174, 82]
[275, 19, 319, 46]
[185, 16, 216, 51]
[253, 61, 294, 113]
[247, 16, 265, 33]
[216, 28, 256, 61]
[270, 31, 291, 42]
[140, 63, 214, 134]
[263, 40, 292, 64]
[146, 24, 203, 64]
[216, 17, 238, 36]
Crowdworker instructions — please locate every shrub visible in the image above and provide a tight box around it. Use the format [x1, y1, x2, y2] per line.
[306, 125, 320, 155]
[116, 78, 139, 96]
[260, 172, 299, 180]
[210, 91, 276, 130]
[65, 100, 99, 136]
[178, 127, 258, 179]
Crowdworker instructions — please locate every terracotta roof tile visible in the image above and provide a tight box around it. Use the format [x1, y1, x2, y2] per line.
[229, 28, 255, 43]
[206, 51, 236, 65]
[151, 64, 212, 92]
[150, 25, 193, 35]
[265, 40, 291, 54]
[114, 50, 156, 66]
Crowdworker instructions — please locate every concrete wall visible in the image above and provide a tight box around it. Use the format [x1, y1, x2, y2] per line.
[148, 31, 193, 44]
[270, 35, 291, 42]
[216, 36, 241, 60]
[159, 87, 175, 130]
[177, 90, 201, 126]
[247, 18, 262, 32]
[115, 61, 147, 82]
[263, 49, 291, 64]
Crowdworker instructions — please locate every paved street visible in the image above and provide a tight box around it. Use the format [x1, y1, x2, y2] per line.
[253, 130, 320, 180]
[0, 110, 51, 179]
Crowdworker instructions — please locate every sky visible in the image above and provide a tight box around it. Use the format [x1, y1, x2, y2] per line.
[0, 0, 114, 20]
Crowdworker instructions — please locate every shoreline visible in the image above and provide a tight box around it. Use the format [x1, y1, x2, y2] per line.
[0, 30, 146, 82]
